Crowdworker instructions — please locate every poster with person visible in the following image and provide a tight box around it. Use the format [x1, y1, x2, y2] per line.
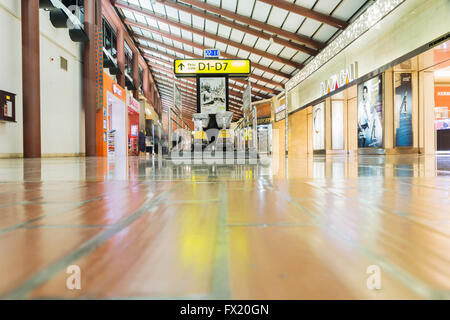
[358, 75, 383, 148]
[394, 73, 413, 147]
[199, 77, 226, 114]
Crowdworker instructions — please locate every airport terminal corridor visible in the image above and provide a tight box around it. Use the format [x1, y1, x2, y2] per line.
[1, 0, 450, 307]
[0, 155, 449, 299]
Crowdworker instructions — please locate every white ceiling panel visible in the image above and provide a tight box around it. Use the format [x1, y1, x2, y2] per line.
[217, 25, 232, 39]
[116, 0, 371, 102]
[312, 24, 338, 42]
[294, 0, 316, 10]
[222, 0, 238, 12]
[297, 18, 322, 37]
[192, 16, 205, 29]
[252, 1, 271, 22]
[229, 29, 245, 43]
[204, 20, 218, 34]
[237, 0, 255, 18]
[267, 7, 289, 28]
[204, 38, 216, 48]
[265, 43, 284, 56]
[282, 12, 306, 32]
[242, 34, 258, 47]
[333, 0, 365, 21]
[165, 6, 179, 20]
[314, 0, 341, 15]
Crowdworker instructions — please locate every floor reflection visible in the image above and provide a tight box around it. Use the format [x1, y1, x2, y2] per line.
[0, 154, 449, 299]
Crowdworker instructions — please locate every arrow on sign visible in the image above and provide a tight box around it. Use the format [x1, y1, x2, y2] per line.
[178, 63, 185, 71]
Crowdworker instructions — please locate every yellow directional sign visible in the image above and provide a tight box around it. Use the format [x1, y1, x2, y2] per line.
[174, 59, 251, 77]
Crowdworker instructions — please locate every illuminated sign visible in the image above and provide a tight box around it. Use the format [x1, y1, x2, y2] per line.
[204, 49, 220, 58]
[174, 59, 251, 77]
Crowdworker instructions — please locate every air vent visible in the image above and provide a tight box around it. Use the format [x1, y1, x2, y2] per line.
[60, 56, 68, 71]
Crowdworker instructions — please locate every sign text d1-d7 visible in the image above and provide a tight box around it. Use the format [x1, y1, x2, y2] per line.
[174, 59, 251, 78]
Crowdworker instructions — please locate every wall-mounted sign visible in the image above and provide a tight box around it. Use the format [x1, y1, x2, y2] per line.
[275, 104, 286, 122]
[128, 95, 140, 114]
[204, 49, 220, 59]
[174, 59, 251, 77]
[257, 117, 272, 125]
[320, 62, 358, 96]
[113, 83, 122, 97]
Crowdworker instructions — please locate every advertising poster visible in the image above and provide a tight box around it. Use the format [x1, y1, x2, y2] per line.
[313, 102, 325, 150]
[357, 75, 383, 148]
[394, 73, 413, 147]
[199, 77, 226, 114]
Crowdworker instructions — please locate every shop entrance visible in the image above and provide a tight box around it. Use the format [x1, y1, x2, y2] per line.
[431, 42, 450, 152]
[107, 91, 127, 158]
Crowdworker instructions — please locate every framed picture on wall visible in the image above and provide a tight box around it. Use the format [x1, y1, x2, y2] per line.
[357, 75, 383, 148]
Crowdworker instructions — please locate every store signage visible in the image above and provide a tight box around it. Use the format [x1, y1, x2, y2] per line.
[113, 84, 122, 97]
[204, 49, 220, 59]
[128, 95, 140, 114]
[320, 62, 358, 96]
[257, 117, 271, 125]
[174, 59, 251, 77]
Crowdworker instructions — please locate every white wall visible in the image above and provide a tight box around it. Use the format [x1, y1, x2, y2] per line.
[0, 1, 85, 157]
[289, 0, 450, 112]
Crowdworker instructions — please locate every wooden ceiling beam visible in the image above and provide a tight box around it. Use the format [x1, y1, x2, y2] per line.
[174, 0, 324, 49]
[257, 0, 349, 30]
[116, 0, 317, 57]
[132, 33, 291, 80]
[146, 56, 278, 95]
[149, 63, 271, 100]
[142, 48, 283, 89]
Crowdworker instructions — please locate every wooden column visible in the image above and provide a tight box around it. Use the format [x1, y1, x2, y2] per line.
[132, 53, 140, 99]
[21, 0, 41, 158]
[143, 67, 150, 101]
[117, 29, 125, 87]
[83, 0, 98, 157]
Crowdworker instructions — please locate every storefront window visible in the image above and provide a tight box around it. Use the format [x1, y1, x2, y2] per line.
[124, 42, 133, 77]
[139, 67, 144, 93]
[103, 18, 117, 60]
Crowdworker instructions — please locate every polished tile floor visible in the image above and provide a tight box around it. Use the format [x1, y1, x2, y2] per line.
[0, 154, 449, 299]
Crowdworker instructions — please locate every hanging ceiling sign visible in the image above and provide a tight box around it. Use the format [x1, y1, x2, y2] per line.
[204, 49, 220, 59]
[320, 62, 358, 97]
[174, 59, 251, 78]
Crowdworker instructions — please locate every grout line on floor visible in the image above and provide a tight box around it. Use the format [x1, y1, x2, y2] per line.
[275, 187, 450, 300]
[209, 183, 232, 300]
[1, 182, 185, 300]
